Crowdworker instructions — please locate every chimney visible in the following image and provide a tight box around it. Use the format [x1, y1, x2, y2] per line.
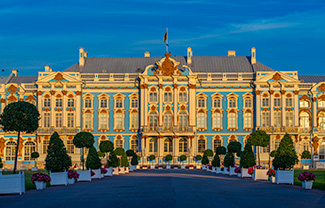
[227, 50, 236, 56]
[44, 65, 52, 72]
[12, 69, 18, 76]
[251, 47, 256, 64]
[79, 47, 87, 67]
[187, 47, 193, 65]
[144, 52, 151, 57]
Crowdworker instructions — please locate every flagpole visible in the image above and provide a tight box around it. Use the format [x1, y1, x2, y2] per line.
[166, 27, 168, 53]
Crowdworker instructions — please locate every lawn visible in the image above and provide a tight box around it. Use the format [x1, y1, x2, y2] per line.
[2, 170, 51, 191]
[294, 169, 325, 190]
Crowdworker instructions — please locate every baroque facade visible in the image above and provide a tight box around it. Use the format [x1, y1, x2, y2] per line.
[1, 47, 325, 169]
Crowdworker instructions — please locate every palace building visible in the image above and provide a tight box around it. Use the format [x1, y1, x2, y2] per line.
[1, 47, 325, 169]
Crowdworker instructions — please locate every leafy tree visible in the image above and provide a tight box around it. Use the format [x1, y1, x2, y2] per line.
[165, 154, 172, 163]
[227, 141, 242, 154]
[73, 132, 95, 170]
[202, 155, 209, 165]
[249, 130, 270, 166]
[98, 151, 105, 158]
[203, 149, 213, 157]
[240, 141, 256, 168]
[45, 132, 72, 172]
[149, 154, 156, 163]
[272, 134, 298, 170]
[115, 147, 126, 156]
[211, 154, 220, 167]
[224, 152, 234, 167]
[215, 146, 227, 155]
[126, 149, 135, 157]
[31, 152, 40, 168]
[0, 101, 39, 174]
[131, 153, 139, 166]
[86, 146, 102, 170]
[0, 157, 3, 169]
[180, 155, 187, 163]
[108, 151, 120, 167]
[195, 155, 202, 161]
[99, 140, 114, 160]
[121, 153, 129, 167]
[270, 150, 276, 158]
[137, 154, 141, 161]
[301, 150, 311, 159]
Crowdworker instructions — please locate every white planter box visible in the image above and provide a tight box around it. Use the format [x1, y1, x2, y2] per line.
[0, 171, 25, 195]
[35, 181, 46, 190]
[31, 167, 38, 171]
[129, 166, 136, 172]
[50, 171, 68, 186]
[216, 167, 221, 174]
[68, 178, 75, 185]
[211, 167, 216, 173]
[91, 169, 102, 179]
[166, 165, 171, 169]
[253, 169, 268, 181]
[158, 166, 163, 169]
[150, 165, 155, 169]
[119, 167, 125, 174]
[113, 167, 119, 175]
[104, 167, 113, 176]
[275, 169, 294, 185]
[77, 170, 92, 182]
[196, 165, 202, 169]
[229, 167, 237, 176]
[271, 176, 275, 183]
[142, 166, 148, 170]
[202, 165, 206, 170]
[174, 167, 179, 169]
[189, 166, 194, 169]
[124, 167, 129, 173]
[241, 168, 252, 178]
[136, 165, 140, 169]
[206, 168, 211, 172]
[181, 165, 185, 169]
[237, 173, 242, 177]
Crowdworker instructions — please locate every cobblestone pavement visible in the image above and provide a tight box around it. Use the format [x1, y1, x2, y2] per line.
[1, 169, 324, 208]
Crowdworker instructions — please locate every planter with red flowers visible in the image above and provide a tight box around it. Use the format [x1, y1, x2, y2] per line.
[216, 167, 222, 174]
[124, 167, 129, 174]
[252, 166, 268, 181]
[223, 167, 230, 175]
[220, 167, 225, 174]
[188, 165, 194, 170]
[158, 165, 164, 170]
[173, 165, 179, 169]
[229, 167, 237, 176]
[112, 167, 119, 175]
[298, 171, 316, 189]
[31, 172, 51, 190]
[234, 167, 241, 177]
[101, 168, 108, 177]
[119, 167, 125, 174]
[241, 168, 252, 178]
[142, 165, 148, 170]
[77, 169, 92, 182]
[92, 169, 102, 179]
[103, 165, 113, 177]
[67, 170, 79, 184]
[267, 169, 276, 183]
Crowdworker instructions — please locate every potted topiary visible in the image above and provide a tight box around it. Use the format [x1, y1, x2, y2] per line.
[165, 154, 172, 169]
[195, 155, 202, 169]
[130, 153, 138, 171]
[298, 171, 317, 189]
[86, 146, 102, 179]
[73, 131, 95, 170]
[240, 140, 255, 178]
[301, 150, 311, 169]
[211, 154, 220, 173]
[121, 153, 129, 174]
[31, 152, 39, 171]
[108, 151, 120, 175]
[114, 148, 126, 174]
[203, 149, 213, 170]
[148, 155, 156, 169]
[223, 152, 234, 175]
[45, 132, 72, 186]
[272, 134, 298, 185]
[234, 167, 241, 177]
[99, 140, 114, 174]
[202, 155, 209, 171]
[227, 141, 241, 176]
[31, 172, 51, 190]
[215, 146, 226, 174]
[180, 155, 187, 169]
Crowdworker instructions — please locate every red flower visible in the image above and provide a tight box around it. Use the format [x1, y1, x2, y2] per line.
[298, 171, 317, 182]
[91, 170, 95, 176]
[101, 168, 108, 174]
[248, 167, 254, 175]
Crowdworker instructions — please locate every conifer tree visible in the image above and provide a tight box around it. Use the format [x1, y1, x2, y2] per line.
[202, 155, 209, 165]
[224, 152, 234, 167]
[131, 153, 138, 166]
[272, 134, 298, 170]
[86, 146, 102, 170]
[121, 153, 129, 167]
[211, 154, 220, 167]
[240, 140, 256, 168]
[108, 151, 120, 167]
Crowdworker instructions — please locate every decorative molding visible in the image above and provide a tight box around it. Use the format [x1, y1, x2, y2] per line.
[54, 73, 64, 81]
[75, 91, 82, 96]
[7, 85, 18, 94]
[188, 84, 196, 89]
[37, 91, 43, 96]
[312, 97, 317, 102]
[272, 72, 282, 81]
[294, 90, 299, 95]
[269, 90, 274, 95]
[255, 90, 261, 95]
[50, 90, 56, 95]
[312, 137, 319, 155]
[140, 84, 148, 89]
[157, 52, 178, 76]
[173, 84, 178, 89]
[62, 90, 67, 95]
[158, 84, 163, 89]
[319, 83, 325, 92]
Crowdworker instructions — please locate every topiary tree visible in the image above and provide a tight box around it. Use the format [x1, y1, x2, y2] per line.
[301, 150, 311, 159]
[215, 146, 227, 155]
[0, 157, 3, 169]
[149, 154, 156, 163]
[115, 147, 126, 156]
[86, 146, 102, 170]
[180, 155, 187, 163]
[195, 155, 202, 161]
[165, 154, 173, 163]
[211, 154, 220, 167]
[0, 101, 40, 174]
[204, 149, 213, 157]
[202, 155, 209, 165]
[121, 153, 129, 167]
[227, 141, 242, 155]
[272, 134, 298, 170]
[99, 140, 114, 161]
[240, 140, 256, 168]
[98, 151, 105, 158]
[126, 149, 135, 157]
[224, 152, 234, 167]
[45, 132, 72, 172]
[31, 151, 40, 168]
[73, 132, 95, 170]
[131, 153, 139, 166]
[108, 151, 120, 168]
[249, 130, 270, 166]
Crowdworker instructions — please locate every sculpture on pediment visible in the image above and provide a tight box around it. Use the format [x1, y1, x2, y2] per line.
[157, 52, 179, 76]
[54, 73, 64, 81]
[7, 85, 18, 94]
[319, 83, 325, 92]
[272, 72, 282, 81]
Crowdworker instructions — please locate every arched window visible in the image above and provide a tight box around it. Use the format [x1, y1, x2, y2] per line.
[24, 141, 36, 161]
[100, 113, 108, 129]
[319, 112, 325, 130]
[300, 141, 310, 153]
[274, 112, 281, 127]
[115, 139, 123, 148]
[213, 112, 222, 129]
[164, 138, 173, 153]
[179, 111, 187, 128]
[261, 111, 270, 127]
[164, 111, 172, 129]
[149, 138, 157, 153]
[6, 141, 16, 161]
[179, 138, 188, 153]
[286, 111, 294, 127]
[84, 113, 92, 129]
[130, 139, 138, 152]
[198, 113, 205, 128]
[198, 139, 206, 153]
[244, 112, 252, 128]
[300, 112, 310, 128]
[213, 138, 222, 152]
[228, 113, 237, 128]
[130, 113, 138, 129]
[55, 113, 62, 128]
[319, 100, 325, 108]
[149, 111, 158, 128]
[115, 113, 123, 129]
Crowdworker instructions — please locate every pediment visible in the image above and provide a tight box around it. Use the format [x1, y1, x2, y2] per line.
[256, 71, 299, 83]
[37, 72, 81, 83]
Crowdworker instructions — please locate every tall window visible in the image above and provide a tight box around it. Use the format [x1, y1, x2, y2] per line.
[67, 113, 74, 128]
[179, 92, 187, 102]
[6, 141, 16, 160]
[85, 113, 92, 129]
[198, 139, 206, 153]
[100, 113, 108, 129]
[56, 98, 63, 107]
[300, 100, 309, 108]
[213, 112, 222, 129]
[44, 98, 51, 107]
[244, 99, 252, 108]
[198, 113, 205, 128]
[130, 113, 138, 129]
[24, 141, 36, 161]
[149, 92, 157, 102]
[198, 99, 205, 108]
[286, 98, 293, 107]
[44, 113, 50, 127]
[213, 139, 222, 152]
[55, 113, 62, 128]
[115, 99, 123, 108]
[179, 112, 187, 128]
[286, 111, 294, 127]
[164, 111, 172, 129]
[319, 100, 325, 108]
[67, 98, 74, 107]
[318, 112, 325, 130]
[261, 111, 270, 127]
[164, 138, 173, 153]
[319, 144, 325, 159]
[300, 112, 310, 128]
[115, 113, 123, 129]
[149, 111, 158, 128]
[262, 98, 269, 107]
[115, 139, 123, 148]
[149, 138, 157, 153]
[131, 99, 138, 108]
[164, 92, 172, 102]
[229, 99, 236, 108]
[244, 112, 252, 129]
[228, 113, 236, 129]
[179, 138, 188, 153]
[131, 139, 138, 152]
[43, 140, 50, 154]
[100, 99, 108, 108]
[214, 99, 221, 108]
[67, 140, 74, 154]
[262, 145, 270, 153]
[302, 142, 310, 152]
[274, 112, 281, 127]
[274, 139, 281, 150]
[85, 99, 92, 108]
[274, 98, 281, 107]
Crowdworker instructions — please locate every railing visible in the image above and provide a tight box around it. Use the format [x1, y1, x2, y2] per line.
[80, 73, 140, 82]
[143, 126, 194, 133]
[257, 127, 299, 133]
[38, 127, 81, 134]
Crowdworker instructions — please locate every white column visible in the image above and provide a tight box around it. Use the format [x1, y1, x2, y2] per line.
[189, 83, 196, 127]
[294, 91, 299, 126]
[256, 91, 261, 127]
[37, 92, 42, 127]
[281, 90, 286, 126]
[144, 85, 148, 126]
[51, 91, 55, 127]
[313, 96, 317, 128]
[173, 84, 178, 127]
[270, 91, 274, 126]
[62, 91, 67, 127]
[159, 84, 163, 126]
[76, 92, 81, 128]
[140, 86, 145, 127]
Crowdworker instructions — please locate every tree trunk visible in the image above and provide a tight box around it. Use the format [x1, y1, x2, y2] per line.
[257, 146, 260, 167]
[13, 131, 20, 174]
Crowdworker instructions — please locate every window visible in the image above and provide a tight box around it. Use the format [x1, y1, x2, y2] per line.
[179, 138, 188, 153]
[286, 98, 293, 107]
[115, 139, 123, 148]
[56, 98, 63, 107]
[164, 92, 172, 102]
[100, 99, 107, 108]
[149, 138, 157, 153]
[100, 113, 108, 129]
[198, 99, 205, 108]
[85, 99, 92, 108]
[67, 98, 74, 107]
[274, 98, 281, 107]
[198, 113, 205, 128]
[274, 139, 281, 150]
[300, 101, 309, 108]
[149, 92, 157, 102]
[130, 113, 138, 129]
[149, 111, 158, 128]
[55, 113, 62, 128]
[213, 112, 222, 129]
[131, 99, 138, 108]
[300, 112, 310, 128]
[67, 113, 74, 128]
[262, 98, 269, 107]
[213, 139, 222, 153]
[115, 113, 123, 129]
[318, 112, 325, 130]
[131, 139, 138, 152]
[286, 111, 294, 127]
[319, 144, 325, 160]
[244, 112, 252, 129]
[44, 98, 51, 107]
[164, 111, 172, 129]
[198, 139, 206, 153]
[261, 111, 270, 127]
[302, 142, 310, 152]
[6, 141, 16, 161]
[84, 113, 92, 129]
[179, 112, 187, 128]
[229, 113, 236, 129]
[244, 99, 252, 108]
[115, 99, 123, 108]
[43, 140, 50, 154]
[274, 112, 281, 127]
[214, 99, 221, 108]
[44, 113, 50, 128]
[23, 141, 36, 161]
[229, 99, 236, 108]
[164, 138, 173, 153]
[179, 92, 187, 102]
[262, 145, 270, 153]
[319, 100, 325, 108]
[67, 140, 74, 154]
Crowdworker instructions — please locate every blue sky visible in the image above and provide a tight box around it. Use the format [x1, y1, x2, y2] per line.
[0, 0, 324, 76]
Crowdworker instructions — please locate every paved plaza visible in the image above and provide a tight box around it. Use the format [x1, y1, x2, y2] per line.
[1, 170, 324, 208]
